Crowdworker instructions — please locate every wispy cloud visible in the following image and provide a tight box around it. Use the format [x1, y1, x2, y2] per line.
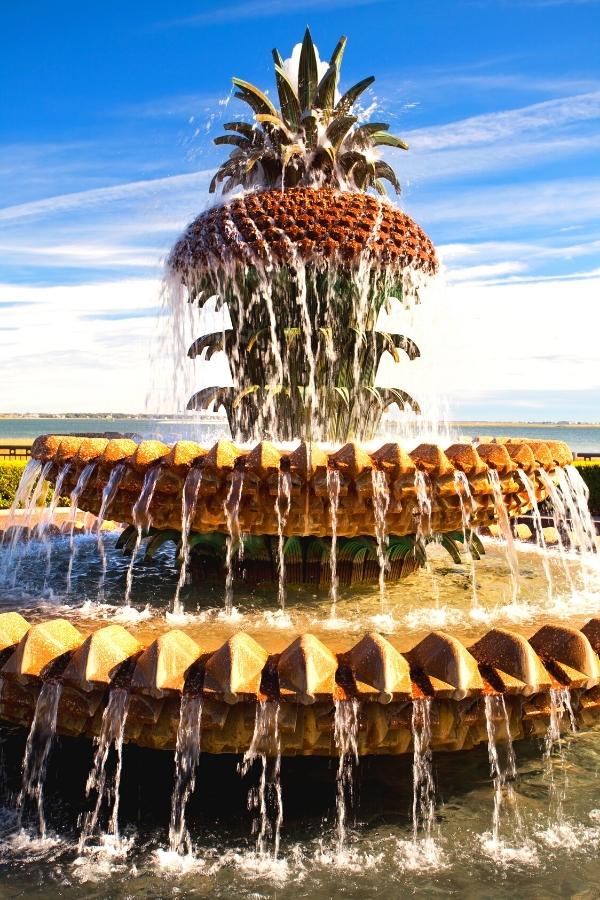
[407, 91, 600, 151]
[0, 171, 211, 224]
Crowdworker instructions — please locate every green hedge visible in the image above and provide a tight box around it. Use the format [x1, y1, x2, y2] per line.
[573, 461, 600, 516]
[0, 459, 28, 510]
[0, 459, 70, 510]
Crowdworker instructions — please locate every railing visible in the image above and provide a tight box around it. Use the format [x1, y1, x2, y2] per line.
[0, 444, 32, 460]
[576, 452, 600, 461]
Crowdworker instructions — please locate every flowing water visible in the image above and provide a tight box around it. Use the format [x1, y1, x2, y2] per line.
[166, 694, 203, 857]
[123, 467, 162, 607]
[172, 467, 203, 617]
[16, 681, 62, 838]
[488, 469, 521, 603]
[239, 701, 283, 859]
[275, 470, 292, 613]
[371, 469, 390, 612]
[333, 698, 360, 858]
[327, 469, 341, 618]
[78, 688, 130, 853]
[223, 471, 245, 616]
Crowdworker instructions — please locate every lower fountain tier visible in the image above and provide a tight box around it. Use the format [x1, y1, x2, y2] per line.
[31, 434, 573, 539]
[3, 613, 600, 755]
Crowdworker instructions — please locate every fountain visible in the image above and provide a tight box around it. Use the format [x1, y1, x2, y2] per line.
[1, 28, 599, 884]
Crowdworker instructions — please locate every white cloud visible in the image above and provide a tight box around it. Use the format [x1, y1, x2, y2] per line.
[406, 91, 600, 151]
[3, 273, 599, 417]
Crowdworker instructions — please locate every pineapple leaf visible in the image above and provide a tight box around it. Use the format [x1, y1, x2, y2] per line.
[214, 134, 251, 148]
[223, 121, 257, 138]
[298, 27, 318, 111]
[335, 75, 375, 116]
[186, 386, 232, 412]
[371, 132, 409, 150]
[325, 115, 357, 149]
[374, 160, 401, 193]
[255, 113, 294, 140]
[354, 122, 390, 139]
[282, 143, 304, 169]
[440, 534, 463, 565]
[302, 111, 319, 150]
[233, 384, 260, 408]
[315, 64, 338, 115]
[246, 329, 267, 352]
[232, 78, 277, 116]
[329, 35, 347, 72]
[274, 64, 302, 130]
[188, 332, 225, 360]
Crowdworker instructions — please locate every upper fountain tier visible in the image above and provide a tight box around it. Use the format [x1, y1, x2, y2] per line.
[164, 31, 439, 444]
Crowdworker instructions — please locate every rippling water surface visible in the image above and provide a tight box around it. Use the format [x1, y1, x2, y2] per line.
[2, 533, 600, 897]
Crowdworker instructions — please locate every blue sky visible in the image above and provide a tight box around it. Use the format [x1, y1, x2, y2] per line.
[1, 0, 599, 419]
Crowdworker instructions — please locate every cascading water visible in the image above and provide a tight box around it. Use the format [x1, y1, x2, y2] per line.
[561, 465, 597, 555]
[223, 470, 245, 616]
[96, 463, 126, 597]
[454, 470, 478, 608]
[6, 461, 53, 589]
[240, 701, 283, 859]
[172, 467, 203, 617]
[487, 469, 520, 603]
[327, 469, 341, 618]
[1, 458, 41, 548]
[275, 469, 292, 613]
[79, 688, 130, 852]
[411, 698, 436, 847]
[123, 466, 162, 606]
[517, 468, 554, 603]
[333, 698, 360, 857]
[483, 694, 524, 852]
[371, 468, 390, 611]
[17, 680, 62, 838]
[66, 461, 97, 595]
[536, 468, 577, 592]
[543, 688, 577, 826]
[414, 470, 432, 538]
[167, 694, 203, 856]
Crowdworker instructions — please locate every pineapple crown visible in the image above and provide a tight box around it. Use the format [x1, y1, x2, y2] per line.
[210, 29, 408, 197]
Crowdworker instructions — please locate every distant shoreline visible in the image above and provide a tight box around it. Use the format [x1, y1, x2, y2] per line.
[0, 415, 598, 428]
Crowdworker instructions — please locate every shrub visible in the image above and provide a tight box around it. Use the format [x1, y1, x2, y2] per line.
[0, 459, 70, 510]
[573, 461, 600, 515]
[0, 459, 28, 510]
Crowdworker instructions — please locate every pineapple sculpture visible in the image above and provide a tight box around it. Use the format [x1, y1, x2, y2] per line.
[169, 30, 438, 443]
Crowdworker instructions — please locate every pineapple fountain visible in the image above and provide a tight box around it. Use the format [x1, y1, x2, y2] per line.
[1, 30, 599, 877]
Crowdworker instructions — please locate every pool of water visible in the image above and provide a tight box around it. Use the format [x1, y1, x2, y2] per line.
[2, 533, 600, 897]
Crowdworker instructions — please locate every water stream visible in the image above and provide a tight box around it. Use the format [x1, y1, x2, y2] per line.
[371, 469, 390, 612]
[123, 467, 162, 607]
[411, 698, 436, 846]
[517, 468, 554, 603]
[240, 700, 283, 858]
[488, 469, 520, 603]
[168, 694, 203, 856]
[172, 467, 203, 617]
[327, 469, 341, 618]
[17, 681, 62, 838]
[333, 698, 360, 857]
[275, 470, 292, 613]
[223, 471, 245, 616]
[79, 688, 130, 853]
